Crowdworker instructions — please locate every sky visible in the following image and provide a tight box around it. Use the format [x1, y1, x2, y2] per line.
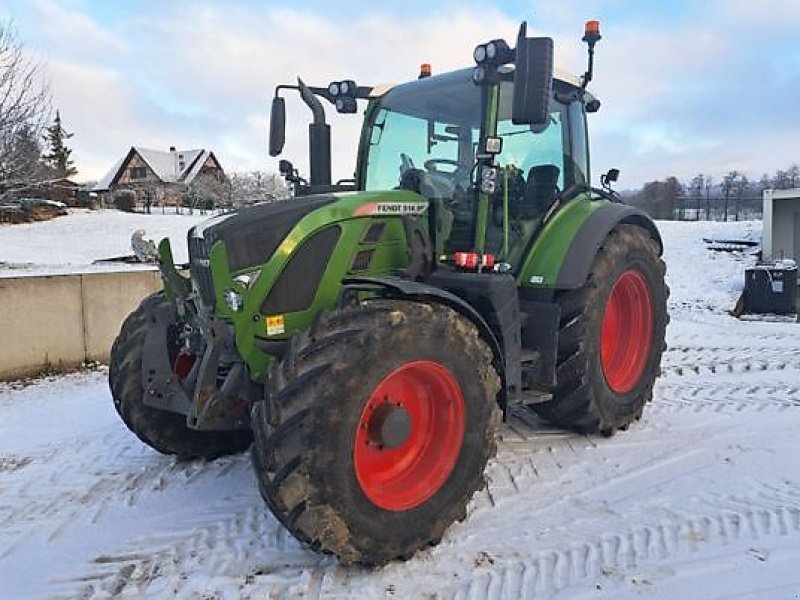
[1, 0, 799, 188]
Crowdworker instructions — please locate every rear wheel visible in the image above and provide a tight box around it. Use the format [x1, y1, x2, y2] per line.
[531, 224, 668, 434]
[109, 293, 253, 459]
[251, 299, 501, 565]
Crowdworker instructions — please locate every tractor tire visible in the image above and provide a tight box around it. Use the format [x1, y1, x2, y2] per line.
[251, 299, 501, 565]
[109, 292, 253, 460]
[531, 224, 668, 435]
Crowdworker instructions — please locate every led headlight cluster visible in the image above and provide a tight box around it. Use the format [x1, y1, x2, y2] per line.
[472, 39, 513, 85]
[327, 79, 358, 113]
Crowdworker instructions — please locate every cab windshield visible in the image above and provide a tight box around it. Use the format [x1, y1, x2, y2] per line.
[362, 68, 588, 257]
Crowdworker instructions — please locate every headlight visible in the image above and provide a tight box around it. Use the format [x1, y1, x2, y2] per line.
[223, 288, 243, 312]
[473, 44, 487, 63]
[485, 41, 497, 60]
[233, 274, 254, 287]
[328, 82, 339, 96]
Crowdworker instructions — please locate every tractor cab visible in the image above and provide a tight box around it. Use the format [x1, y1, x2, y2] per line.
[269, 22, 601, 269]
[359, 68, 594, 266]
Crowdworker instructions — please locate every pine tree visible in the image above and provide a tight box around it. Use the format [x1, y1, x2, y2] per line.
[41, 110, 77, 178]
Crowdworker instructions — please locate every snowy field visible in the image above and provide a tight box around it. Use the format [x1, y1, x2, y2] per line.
[0, 209, 213, 277]
[2, 217, 800, 599]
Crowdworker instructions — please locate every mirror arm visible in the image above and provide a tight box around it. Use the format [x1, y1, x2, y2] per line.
[298, 78, 327, 125]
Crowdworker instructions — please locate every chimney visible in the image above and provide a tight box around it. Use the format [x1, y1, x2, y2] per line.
[169, 146, 178, 178]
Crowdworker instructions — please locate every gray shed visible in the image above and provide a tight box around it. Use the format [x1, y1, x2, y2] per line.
[763, 189, 800, 267]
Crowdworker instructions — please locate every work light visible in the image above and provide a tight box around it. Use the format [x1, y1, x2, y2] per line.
[326, 80, 359, 112]
[473, 39, 512, 66]
[472, 65, 487, 84]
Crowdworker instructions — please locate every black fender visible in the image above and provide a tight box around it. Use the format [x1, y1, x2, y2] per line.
[555, 203, 663, 290]
[340, 275, 507, 401]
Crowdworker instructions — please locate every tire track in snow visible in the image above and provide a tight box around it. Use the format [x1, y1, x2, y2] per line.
[660, 355, 800, 378]
[55, 498, 800, 600]
[653, 379, 800, 412]
[0, 434, 253, 555]
[21, 404, 800, 600]
[49, 500, 329, 599]
[450, 505, 800, 600]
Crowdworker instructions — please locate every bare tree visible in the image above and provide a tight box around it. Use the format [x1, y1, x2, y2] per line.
[732, 174, 749, 221]
[229, 171, 288, 207]
[688, 173, 705, 220]
[704, 174, 714, 221]
[721, 170, 740, 222]
[0, 21, 51, 197]
[186, 174, 232, 213]
[787, 164, 800, 189]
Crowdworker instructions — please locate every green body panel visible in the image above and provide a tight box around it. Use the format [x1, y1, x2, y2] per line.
[200, 190, 426, 382]
[515, 193, 603, 288]
[474, 86, 500, 253]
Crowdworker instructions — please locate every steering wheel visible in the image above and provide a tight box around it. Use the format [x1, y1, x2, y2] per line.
[424, 158, 460, 174]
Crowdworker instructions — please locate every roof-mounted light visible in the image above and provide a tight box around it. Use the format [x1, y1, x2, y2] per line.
[326, 79, 359, 112]
[485, 39, 513, 64]
[473, 39, 513, 66]
[583, 20, 601, 44]
[580, 19, 602, 90]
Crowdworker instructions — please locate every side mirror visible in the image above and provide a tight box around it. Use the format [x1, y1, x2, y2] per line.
[278, 159, 293, 176]
[601, 168, 620, 191]
[269, 96, 286, 157]
[512, 24, 554, 126]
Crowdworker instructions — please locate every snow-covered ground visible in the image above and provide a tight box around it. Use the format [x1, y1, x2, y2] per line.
[2, 219, 800, 599]
[0, 209, 213, 277]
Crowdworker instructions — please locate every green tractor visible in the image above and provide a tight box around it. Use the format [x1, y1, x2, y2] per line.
[110, 19, 667, 565]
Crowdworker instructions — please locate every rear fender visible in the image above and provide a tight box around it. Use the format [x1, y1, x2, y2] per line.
[555, 203, 662, 290]
[518, 198, 662, 291]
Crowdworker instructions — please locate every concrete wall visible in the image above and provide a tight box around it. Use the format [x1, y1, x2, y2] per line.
[0, 271, 162, 380]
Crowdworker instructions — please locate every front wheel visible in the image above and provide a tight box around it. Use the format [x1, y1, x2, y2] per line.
[251, 299, 501, 565]
[530, 224, 668, 434]
[109, 293, 253, 459]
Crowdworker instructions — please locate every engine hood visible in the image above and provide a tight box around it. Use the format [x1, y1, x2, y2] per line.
[189, 194, 335, 272]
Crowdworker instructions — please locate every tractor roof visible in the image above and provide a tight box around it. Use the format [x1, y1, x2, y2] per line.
[368, 67, 583, 99]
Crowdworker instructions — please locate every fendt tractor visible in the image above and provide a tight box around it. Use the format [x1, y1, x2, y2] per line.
[110, 19, 667, 564]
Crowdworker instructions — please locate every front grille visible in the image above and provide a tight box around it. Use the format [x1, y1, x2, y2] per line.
[260, 226, 341, 316]
[188, 234, 215, 308]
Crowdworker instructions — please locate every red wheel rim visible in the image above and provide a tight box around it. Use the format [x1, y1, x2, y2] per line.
[600, 269, 654, 394]
[354, 361, 465, 511]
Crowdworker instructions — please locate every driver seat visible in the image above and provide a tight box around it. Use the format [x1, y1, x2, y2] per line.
[522, 165, 560, 219]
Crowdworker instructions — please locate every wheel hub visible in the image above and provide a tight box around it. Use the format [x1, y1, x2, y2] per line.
[365, 401, 413, 449]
